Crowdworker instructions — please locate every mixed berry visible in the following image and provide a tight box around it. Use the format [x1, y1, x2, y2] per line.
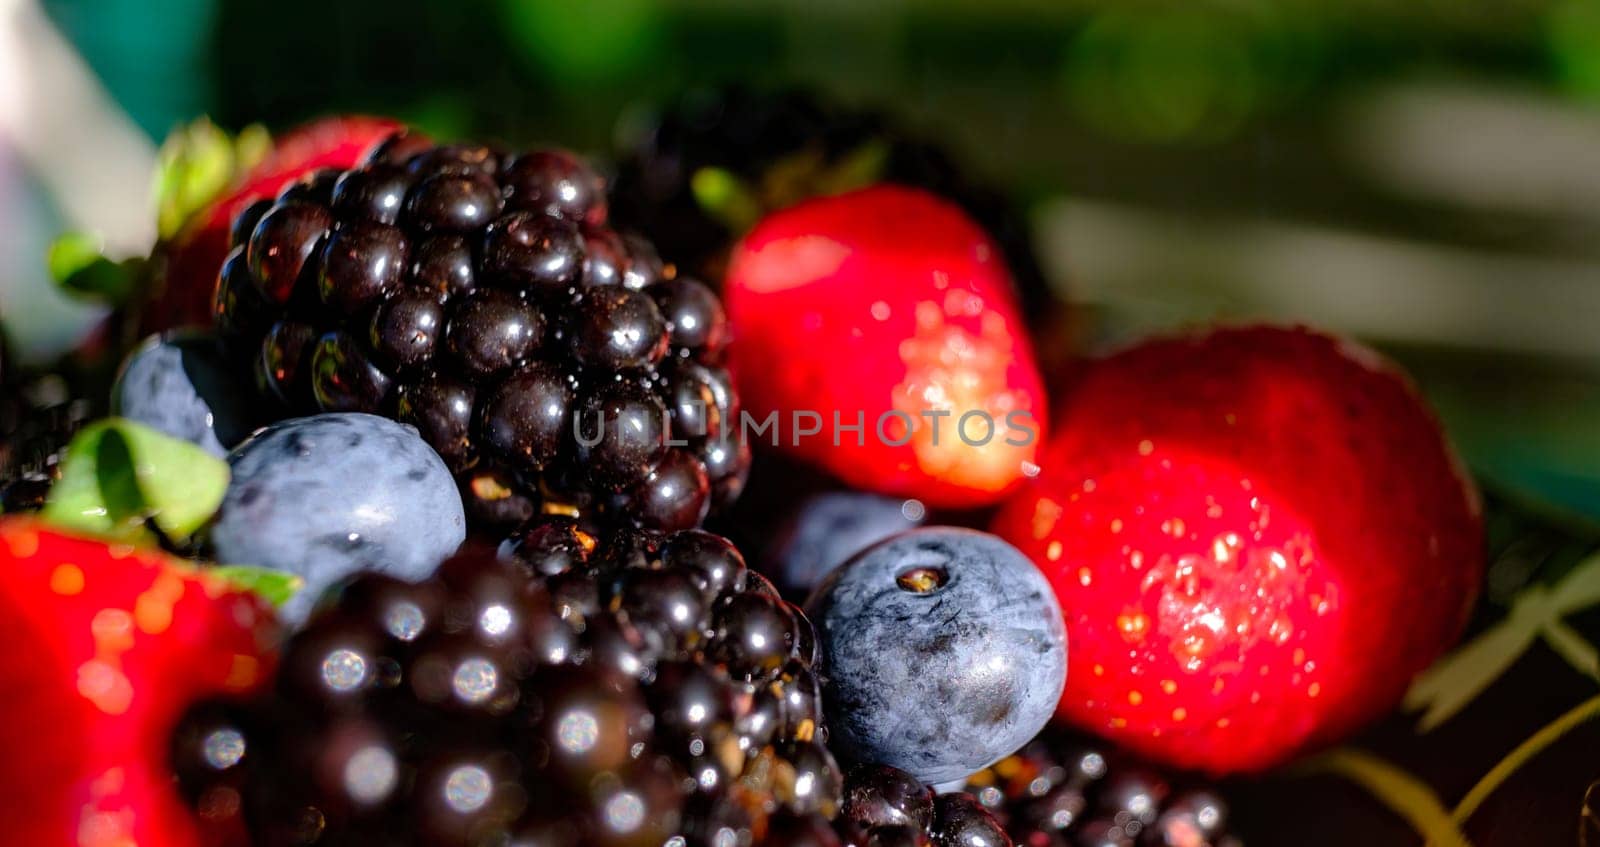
[211, 134, 746, 534]
[174, 522, 840, 846]
[0, 83, 1511, 847]
[959, 731, 1241, 847]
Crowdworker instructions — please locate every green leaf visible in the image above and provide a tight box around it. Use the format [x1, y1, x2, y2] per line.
[691, 166, 762, 234]
[815, 139, 891, 197]
[210, 565, 303, 608]
[1405, 610, 1540, 732]
[152, 118, 269, 240]
[1551, 551, 1600, 615]
[1542, 619, 1600, 681]
[40, 419, 230, 544]
[46, 233, 140, 303]
[48, 230, 105, 282]
[233, 124, 272, 174]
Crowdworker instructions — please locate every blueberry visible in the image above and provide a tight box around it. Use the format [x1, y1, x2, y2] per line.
[111, 332, 257, 456]
[768, 492, 926, 595]
[211, 413, 466, 623]
[804, 527, 1067, 784]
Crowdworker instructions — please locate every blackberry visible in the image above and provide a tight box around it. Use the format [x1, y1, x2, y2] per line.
[958, 730, 1242, 847]
[610, 86, 1051, 317]
[837, 764, 1012, 847]
[211, 133, 745, 534]
[175, 523, 840, 846]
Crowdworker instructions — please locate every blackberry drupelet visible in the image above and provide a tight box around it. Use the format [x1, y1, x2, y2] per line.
[958, 731, 1242, 847]
[837, 764, 1012, 847]
[174, 523, 840, 846]
[211, 132, 746, 534]
[609, 86, 1050, 317]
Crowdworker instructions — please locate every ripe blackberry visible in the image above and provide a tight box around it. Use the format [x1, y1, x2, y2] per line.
[212, 132, 746, 534]
[610, 86, 1050, 317]
[837, 764, 1012, 847]
[175, 523, 840, 846]
[958, 730, 1242, 847]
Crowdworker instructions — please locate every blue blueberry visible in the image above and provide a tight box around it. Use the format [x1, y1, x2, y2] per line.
[804, 527, 1067, 784]
[767, 492, 925, 595]
[211, 413, 466, 622]
[110, 333, 257, 456]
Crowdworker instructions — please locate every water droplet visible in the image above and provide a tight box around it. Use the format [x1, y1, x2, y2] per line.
[203, 728, 246, 770]
[443, 765, 492, 813]
[452, 658, 498, 704]
[321, 649, 367, 692]
[384, 602, 425, 641]
[345, 746, 397, 804]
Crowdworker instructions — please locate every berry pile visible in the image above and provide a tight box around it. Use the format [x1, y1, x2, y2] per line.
[174, 522, 840, 846]
[213, 133, 746, 532]
[960, 731, 1240, 847]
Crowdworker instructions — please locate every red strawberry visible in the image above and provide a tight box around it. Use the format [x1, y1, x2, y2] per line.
[141, 115, 404, 333]
[991, 325, 1482, 773]
[724, 185, 1046, 508]
[0, 518, 277, 847]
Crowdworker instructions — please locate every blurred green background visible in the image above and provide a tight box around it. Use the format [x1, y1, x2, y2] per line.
[5, 0, 1600, 519]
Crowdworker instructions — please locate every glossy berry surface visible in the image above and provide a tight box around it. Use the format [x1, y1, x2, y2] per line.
[210, 413, 466, 622]
[835, 764, 1017, 847]
[209, 132, 740, 533]
[0, 519, 275, 847]
[247, 201, 333, 303]
[805, 527, 1067, 784]
[139, 116, 403, 334]
[991, 325, 1483, 773]
[725, 186, 1046, 509]
[957, 729, 1241, 847]
[178, 527, 838, 846]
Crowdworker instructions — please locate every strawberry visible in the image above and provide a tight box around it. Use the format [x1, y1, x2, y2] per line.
[140, 115, 404, 334]
[991, 325, 1483, 773]
[0, 518, 277, 847]
[724, 185, 1046, 508]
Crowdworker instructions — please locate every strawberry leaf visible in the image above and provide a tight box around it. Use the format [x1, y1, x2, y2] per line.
[1551, 551, 1600, 614]
[210, 565, 303, 608]
[691, 166, 762, 233]
[1406, 547, 1600, 731]
[40, 419, 229, 544]
[1541, 619, 1600, 681]
[47, 232, 140, 303]
[1405, 610, 1540, 732]
[152, 118, 270, 240]
[814, 139, 890, 197]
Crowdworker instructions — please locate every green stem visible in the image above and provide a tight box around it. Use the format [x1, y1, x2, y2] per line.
[1451, 692, 1600, 826]
[1307, 749, 1473, 847]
